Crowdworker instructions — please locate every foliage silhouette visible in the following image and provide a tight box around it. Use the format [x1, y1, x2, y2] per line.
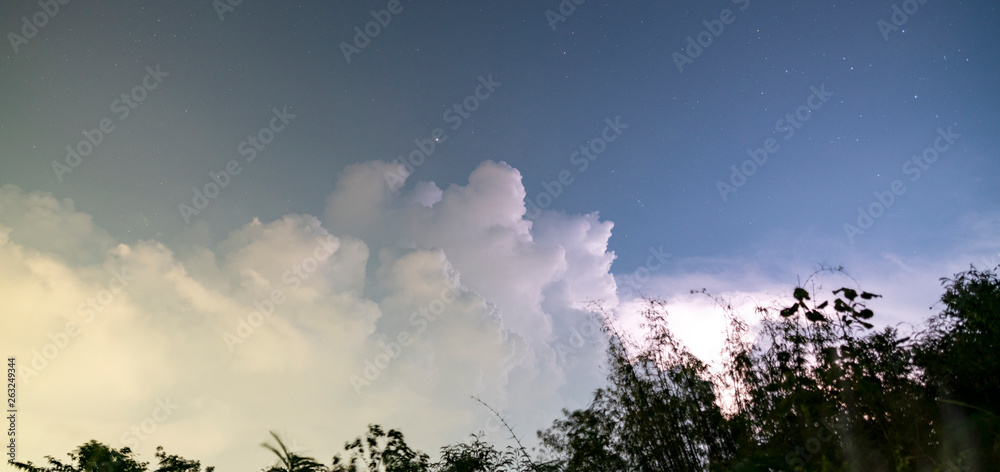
[261, 431, 328, 472]
[329, 424, 429, 472]
[14, 266, 998, 472]
[10, 441, 212, 472]
[538, 266, 997, 471]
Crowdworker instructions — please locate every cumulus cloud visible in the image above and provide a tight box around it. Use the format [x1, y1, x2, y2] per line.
[0, 185, 115, 265]
[7, 161, 986, 471]
[1, 161, 617, 471]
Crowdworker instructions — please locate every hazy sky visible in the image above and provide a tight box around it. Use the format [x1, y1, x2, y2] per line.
[1, 1, 998, 471]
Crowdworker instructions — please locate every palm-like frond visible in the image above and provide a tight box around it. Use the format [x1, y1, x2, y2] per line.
[261, 431, 328, 472]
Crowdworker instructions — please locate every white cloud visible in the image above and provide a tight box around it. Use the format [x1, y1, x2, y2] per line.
[4, 163, 992, 472]
[1, 161, 616, 471]
[0, 185, 115, 265]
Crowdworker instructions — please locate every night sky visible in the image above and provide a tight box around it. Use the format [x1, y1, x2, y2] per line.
[1, 1, 998, 470]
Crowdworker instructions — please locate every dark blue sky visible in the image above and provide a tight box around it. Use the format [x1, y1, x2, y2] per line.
[2, 0, 997, 271]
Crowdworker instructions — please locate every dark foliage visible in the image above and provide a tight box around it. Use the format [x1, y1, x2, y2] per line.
[17, 266, 998, 472]
[538, 266, 998, 471]
[10, 441, 212, 472]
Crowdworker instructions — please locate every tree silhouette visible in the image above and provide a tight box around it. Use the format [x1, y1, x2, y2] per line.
[330, 424, 429, 472]
[538, 266, 996, 471]
[914, 266, 1000, 469]
[10, 441, 211, 472]
[261, 431, 329, 472]
[14, 266, 998, 472]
